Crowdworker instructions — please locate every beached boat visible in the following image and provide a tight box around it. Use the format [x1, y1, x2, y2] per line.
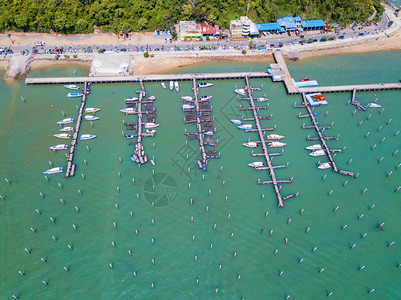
[60, 126, 74, 132]
[57, 118, 74, 125]
[125, 96, 138, 101]
[367, 103, 381, 108]
[268, 141, 287, 148]
[169, 81, 174, 91]
[181, 96, 193, 101]
[238, 124, 252, 130]
[174, 81, 179, 92]
[309, 149, 326, 157]
[49, 144, 68, 151]
[200, 95, 212, 101]
[85, 107, 100, 113]
[306, 144, 322, 151]
[231, 119, 242, 125]
[161, 82, 166, 89]
[248, 161, 264, 168]
[64, 85, 80, 90]
[267, 134, 284, 140]
[84, 115, 100, 121]
[145, 123, 160, 128]
[198, 82, 213, 88]
[53, 133, 71, 139]
[120, 108, 136, 114]
[80, 134, 96, 140]
[318, 162, 331, 169]
[256, 97, 268, 103]
[67, 92, 83, 98]
[243, 142, 258, 148]
[182, 104, 194, 110]
[234, 88, 246, 96]
[43, 167, 63, 174]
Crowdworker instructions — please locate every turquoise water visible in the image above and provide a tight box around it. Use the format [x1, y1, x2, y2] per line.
[1, 53, 401, 299]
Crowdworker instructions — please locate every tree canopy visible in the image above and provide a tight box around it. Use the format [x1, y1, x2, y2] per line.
[0, 0, 384, 34]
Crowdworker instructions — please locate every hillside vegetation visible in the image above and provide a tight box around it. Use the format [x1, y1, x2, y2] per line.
[0, 0, 384, 34]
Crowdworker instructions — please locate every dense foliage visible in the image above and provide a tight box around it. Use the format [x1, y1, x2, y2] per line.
[0, 0, 384, 34]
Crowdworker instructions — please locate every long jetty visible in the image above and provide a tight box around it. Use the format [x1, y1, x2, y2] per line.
[192, 78, 208, 170]
[65, 82, 88, 178]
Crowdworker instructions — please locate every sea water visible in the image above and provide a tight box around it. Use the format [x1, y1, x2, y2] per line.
[1, 52, 401, 299]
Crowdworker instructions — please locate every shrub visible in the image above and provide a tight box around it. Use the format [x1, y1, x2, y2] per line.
[64, 54, 70, 58]
[150, 54, 154, 58]
[241, 49, 247, 55]
[73, 54, 77, 58]
[55, 54, 60, 60]
[144, 51, 149, 58]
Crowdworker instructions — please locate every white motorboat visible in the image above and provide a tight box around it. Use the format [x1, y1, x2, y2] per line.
[67, 92, 83, 98]
[318, 162, 332, 169]
[256, 97, 268, 102]
[367, 103, 381, 108]
[198, 82, 213, 88]
[64, 85, 80, 90]
[146, 129, 156, 134]
[204, 130, 214, 136]
[147, 96, 156, 101]
[306, 144, 322, 151]
[161, 82, 166, 89]
[243, 142, 258, 148]
[268, 141, 287, 148]
[145, 123, 160, 128]
[43, 167, 63, 174]
[169, 81, 174, 91]
[182, 104, 194, 110]
[84, 115, 100, 121]
[234, 88, 246, 96]
[125, 134, 135, 139]
[120, 108, 136, 114]
[60, 127, 74, 132]
[248, 161, 264, 168]
[267, 134, 284, 140]
[54, 133, 71, 139]
[309, 149, 326, 157]
[200, 95, 212, 101]
[231, 119, 242, 125]
[57, 118, 74, 125]
[181, 96, 193, 101]
[80, 134, 96, 140]
[125, 96, 138, 101]
[174, 81, 179, 92]
[49, 144, 68, 151]
[238, 124, 252, 130]
[85, 107, 100, 113]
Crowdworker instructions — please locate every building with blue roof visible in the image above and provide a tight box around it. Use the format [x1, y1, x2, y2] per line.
[301, 20, 326, 31]
[255, 17, 327, 36]
[256, 23, 280, 33]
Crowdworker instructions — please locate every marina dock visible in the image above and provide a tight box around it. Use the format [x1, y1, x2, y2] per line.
[192, 78, 208, 170]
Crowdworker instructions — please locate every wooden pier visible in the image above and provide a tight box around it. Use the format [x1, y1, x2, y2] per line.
[350, 88, 367, 111]
[65, 82, 89, 178]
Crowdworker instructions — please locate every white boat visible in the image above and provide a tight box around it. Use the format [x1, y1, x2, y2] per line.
[57, 118, 74, 125]
[64, 85, 79, 90]
[43, 167, 63, 174]
[146, 129, 156, 134]
[234, 88, 246, 96]
[318, 162, 332, 169]
[80, 134, 96, 140]
[54, 133, 71, 139]
[182, 96, 193, 101]
[174, 81, 179, 92]
[268, 141, 287, 148]
[125, 96, 138, 101]
[367, 103, 381, 108]
[120, 108, 136, 114]
[256, 97, 268, 102]
[49, 144, 68, 150]
[147, 96, 156, 101]
[243, 142, 258, 148]
[204, 130, 214, 136]
[309, 149, 326, 157]
[161, 82, 166, 89]
[85, 107, 100, 113]
[60, 126, 73, 132]
[84, 115, 100, 121]
[182, 104, 194, 110]
[169, 81, 174, 91]
[231, 119, 242, 125]
[248, 161, 264, 168]
[125, 134, 135, 139]
[238, 124, 252, 130]
[198, 82, 213, 88]
[67, 92, 83, 98]
[306, 144, 322, 151]
[267, 134, 284, 140]
[200, 95, 212, 101]
[145, 123, 160, 128]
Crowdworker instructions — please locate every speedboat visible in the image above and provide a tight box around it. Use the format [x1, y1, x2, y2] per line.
[54, 133, 71, 139]
[147, 96, 156, 101]
[267, 134, 284, 140]
[120, 108, 136, 114]
[268, 141, 286, 148]
[238, 124, 252, 130]
[85, 107, 100, 113]
[161, 82, 166, 89]
[80, 134, 96, 140]
[200, 95, 212, 101]
[57, 118, 74, 125]
[67, 92, 83, 98]
[60, 126, 74, 132]
[234, 88, 246, 96]
[256, 97, 268, 102]
[306, 144, 322, 151]
[248, 161, 264, 168]
[231, 119, 242, 125]
[125, 96, 138, 101]
[310, 149, 326, 156]
[125, 134, 135, 139]
[198, 82, 213, 88]
[169, 81, 174, 91]
[146, 129, 156, 134]
[367, 103, 381, 108]
[318, 162, 331, 169]
[204, 130, 214, 136]
[84, 115, 100, 121]
[182, 104, 194, 110]
[182, 96, 193, 101]
[300, 78, 310, 82]
[174, 81, 179, 92]
[43, 167, 63, 174]
[64, 85, 80, 90]
[49, 144, 68, 150]
[145, 123, 160, 128]
[243, 142, 258, 148]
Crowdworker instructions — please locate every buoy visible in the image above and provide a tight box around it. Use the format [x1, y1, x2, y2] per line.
[350, 243, 356, 250]
[359, 265, 365, 271]
[362, 188, 368, 194]
[388, 241, 395, 247]
[274, 249, 278, 255]
[112, 242, 116, 247]
[68, 244, 73, 250]
[334, 206, 339, 212]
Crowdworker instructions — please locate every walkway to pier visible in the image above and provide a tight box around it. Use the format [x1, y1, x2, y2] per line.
[65, 82, 88, 178]
[192, 78, 208, 170]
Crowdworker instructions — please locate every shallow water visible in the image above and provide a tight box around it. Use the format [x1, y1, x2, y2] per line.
[1, 53, 400, 299]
